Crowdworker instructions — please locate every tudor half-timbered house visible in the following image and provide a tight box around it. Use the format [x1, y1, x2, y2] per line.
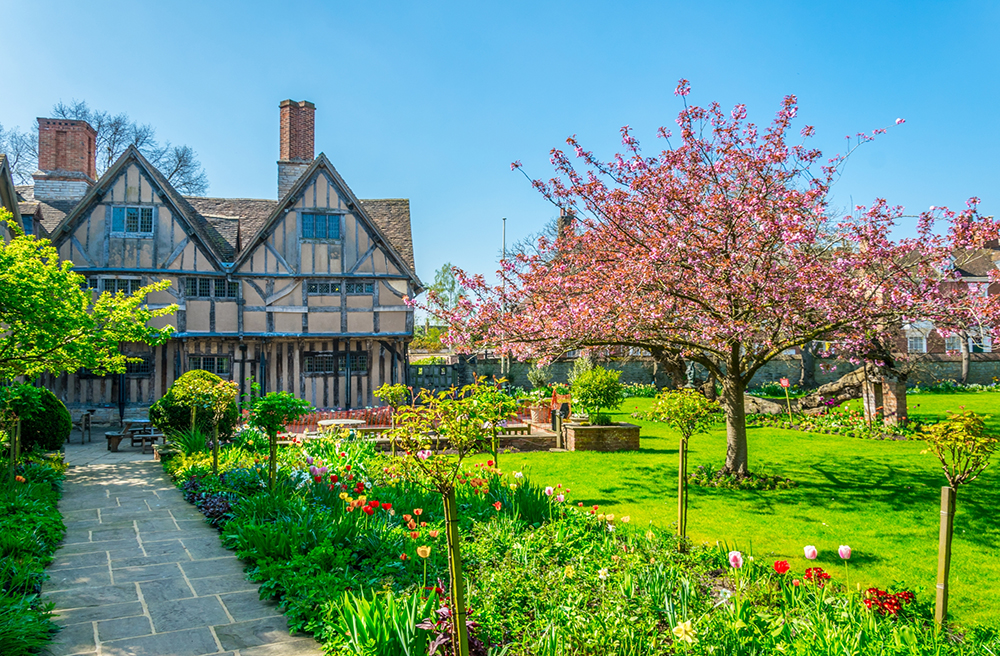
[12, 100, 422, 421]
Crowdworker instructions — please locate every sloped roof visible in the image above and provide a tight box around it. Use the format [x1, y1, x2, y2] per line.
[360, 198, 415, 271]
[25, 149, 419, 282]
[14, 185, 73, 234]
[952, 248, 999, 278]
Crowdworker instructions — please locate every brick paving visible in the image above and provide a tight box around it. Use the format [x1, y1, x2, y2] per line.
[42, 432, 322, 656]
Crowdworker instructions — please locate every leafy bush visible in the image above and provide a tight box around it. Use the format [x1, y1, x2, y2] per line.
[166, 427, 209, 455]
[752, 380, 805, 398]
[566, 354, 594, 387]
[909, 379, 1000, 394]
[622, 382, 658, 398]
[149, 370, 239, 438]
[410, 356, 445, 365]
[0, 453, 65, 655]
[5, 386, 72, 452]
[689, 464, 797, 490]
[571, 367, 625, 425]
[232, 425, 269, 452]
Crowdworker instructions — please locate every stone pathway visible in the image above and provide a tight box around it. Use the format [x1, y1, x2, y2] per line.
[42, 432, 322, 656]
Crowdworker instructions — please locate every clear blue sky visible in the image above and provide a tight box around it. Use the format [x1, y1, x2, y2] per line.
[2, 0, 997, 289]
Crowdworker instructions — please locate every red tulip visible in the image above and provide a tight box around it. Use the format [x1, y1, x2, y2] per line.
[362, 506, 375, 516]
[774, 560, 790, 574]
[382, 503, 392, 511]
[493, 501, 502, 511]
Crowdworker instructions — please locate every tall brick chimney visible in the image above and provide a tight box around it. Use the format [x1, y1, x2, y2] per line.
[33, 118, 97, 201]
[277, 100, 315, 199]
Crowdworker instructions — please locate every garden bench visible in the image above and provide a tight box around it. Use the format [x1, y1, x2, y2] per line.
[501, 424, 530, 435]
[72, 412, 93, 444]
[105, 431, 125, 452]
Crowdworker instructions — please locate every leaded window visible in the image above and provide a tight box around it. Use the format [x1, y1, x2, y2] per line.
[306, 281, 342, 295]
[111, 206, 154, 236]
[188, 355, 231, 375]
[302, 213, 341, 240]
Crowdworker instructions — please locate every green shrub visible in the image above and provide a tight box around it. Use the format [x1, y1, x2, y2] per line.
[166, 428, 209, 456]
[571, 366, 625, 425]
[19, 387, 71, 452]
[0, 453, 65, 655]
[150, 370, 239, 438]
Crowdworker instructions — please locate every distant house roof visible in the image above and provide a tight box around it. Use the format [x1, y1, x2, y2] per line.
[952, 248, 999, 278]
[14, 185, 73, 234]
[0, 155, 23, 230]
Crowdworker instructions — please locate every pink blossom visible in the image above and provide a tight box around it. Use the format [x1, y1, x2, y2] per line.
[415, 450, 431, 461]
[895, 118, 905, 125]
[510, 160, 522, 171]
[804, 545, 818, 560]
[555, 494, 565, 503]
[728, 551, 744, 569]
[838, 545, 852, 560]
[544, 486, 554, 496]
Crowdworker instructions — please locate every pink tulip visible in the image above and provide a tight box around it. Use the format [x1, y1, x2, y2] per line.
[544, 486, 554, 496]
[838, 545, 852, 560]
[555, 494, 565, 503]
[804, 545, 818, 560]
[728, 550, 744, 569]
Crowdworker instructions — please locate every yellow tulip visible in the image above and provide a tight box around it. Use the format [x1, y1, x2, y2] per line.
[416, 545, 432, 559]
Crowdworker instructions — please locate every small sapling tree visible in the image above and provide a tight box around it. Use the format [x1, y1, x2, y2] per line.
[571, 366, 625, 426]
[920, 410, 997, 625]
[205, 381, 239, 475]
[470, 379, 519, 467]
[244, 386, 312, 488]
[643, 389, 721, 537]
[385, 377, 497, 656]
[374, 382, 413, 457]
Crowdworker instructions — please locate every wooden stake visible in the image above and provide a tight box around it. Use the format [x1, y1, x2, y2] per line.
[442, 488, 470, 656]
[268, 431, 277, 489]
[935, 486, 956, 626]
[678, 437, 688, 537]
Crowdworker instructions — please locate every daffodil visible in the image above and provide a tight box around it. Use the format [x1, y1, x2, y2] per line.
[672, 620, 697, 644]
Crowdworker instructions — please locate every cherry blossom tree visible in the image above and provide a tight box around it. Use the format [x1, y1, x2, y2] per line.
[425, 81, 1000, 475]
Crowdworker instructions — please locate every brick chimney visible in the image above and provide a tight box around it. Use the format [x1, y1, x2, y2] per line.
[277, 99, 315, 199]
[33, 118, 97, 201]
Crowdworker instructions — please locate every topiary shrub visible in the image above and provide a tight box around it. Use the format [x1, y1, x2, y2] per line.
[19, 387, 71, 452]
[571, 366, 625, 426]
[150, 370, 239, 439]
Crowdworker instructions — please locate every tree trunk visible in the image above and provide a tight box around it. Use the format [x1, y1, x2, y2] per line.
[442, 488, 470, 656]
[650, 347, 686, 389]
[212, 425, 219, 476]
[799, 342, 817, 389]
[268, 431, 277, 489]
[960, 332, 970, 385]
[722, 376, 748, 476]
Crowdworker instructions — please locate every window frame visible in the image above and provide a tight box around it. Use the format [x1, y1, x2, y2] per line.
[306, 280, 342, 295]
[304, 353, 339, 374]
[944, 336, 962, 352]
[907, 335, 927, 354]
[188, 355, 232, 376]
[301, 213, 343, 241]
[111, 205, 155, 238]
[345, 281, 375, 295]
[185, 277, 239, 299]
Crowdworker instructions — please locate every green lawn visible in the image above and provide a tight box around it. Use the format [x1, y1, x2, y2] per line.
[485, 392, 1000, 625]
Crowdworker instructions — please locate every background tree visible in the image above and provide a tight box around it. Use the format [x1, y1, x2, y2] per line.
[2, 101, 209, 194]
[0, 123, 35, 184]
[426, 82, 1000, 476]
[0, 210, 176, 379]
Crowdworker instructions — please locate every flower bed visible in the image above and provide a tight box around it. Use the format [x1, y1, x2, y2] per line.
[160, 437, 999, 655]
[564, 422, 640, 451]
[0, 453, 67, 656]
[747, 406, 921, 440]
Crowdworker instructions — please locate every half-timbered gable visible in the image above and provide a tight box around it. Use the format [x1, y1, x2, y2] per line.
[12, 101, 421, 421]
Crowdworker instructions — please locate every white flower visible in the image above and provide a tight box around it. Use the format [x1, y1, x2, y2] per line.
[513, 471, 523, 479]
[607, 524, 615, 532]
[598, 568, 609, 581]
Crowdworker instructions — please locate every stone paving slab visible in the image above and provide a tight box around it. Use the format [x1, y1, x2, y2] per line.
[43, 433, 322, 656]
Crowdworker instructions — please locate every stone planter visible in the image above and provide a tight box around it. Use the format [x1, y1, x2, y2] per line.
[529, 405, 551, 423]
[564, 422, 640, 452]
